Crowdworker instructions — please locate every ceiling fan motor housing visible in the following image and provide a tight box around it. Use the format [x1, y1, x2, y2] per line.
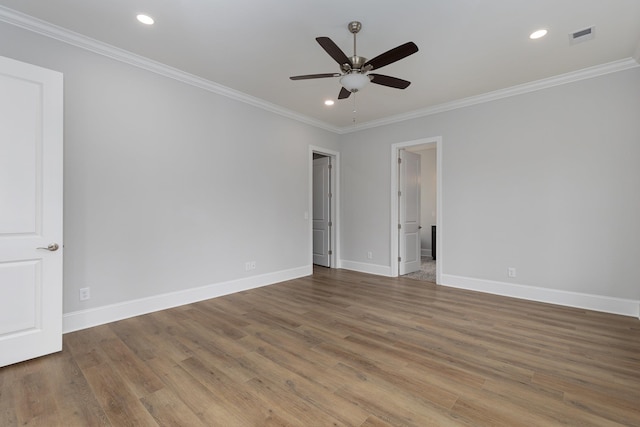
[341, 55, 369, 73]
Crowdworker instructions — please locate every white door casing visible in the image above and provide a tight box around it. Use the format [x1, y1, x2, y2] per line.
[390, 137, 441, 280]
[0, 56, 63, 367]
[312, 156, 331, 267]
[398, 149, 421, 275]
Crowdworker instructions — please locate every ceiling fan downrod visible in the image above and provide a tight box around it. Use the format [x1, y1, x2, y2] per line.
[349, 21, 361, 58]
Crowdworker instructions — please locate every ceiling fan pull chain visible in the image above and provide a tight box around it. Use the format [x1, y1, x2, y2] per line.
[352, 95, 357, 124]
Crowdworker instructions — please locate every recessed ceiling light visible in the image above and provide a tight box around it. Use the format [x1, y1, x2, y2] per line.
[136, 14, 154, 25]
[324, 100, 335, 106]
[529, 29, 548, 40]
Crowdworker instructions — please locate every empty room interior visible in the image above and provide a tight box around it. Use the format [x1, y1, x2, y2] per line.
[1, 1, 639, 425]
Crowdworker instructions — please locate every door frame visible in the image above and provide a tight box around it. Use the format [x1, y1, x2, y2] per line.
[309, 146, 340, 269]
[390, 136, 442, 281]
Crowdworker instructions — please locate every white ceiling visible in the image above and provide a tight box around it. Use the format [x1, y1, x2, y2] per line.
[1, 0, 639, 131]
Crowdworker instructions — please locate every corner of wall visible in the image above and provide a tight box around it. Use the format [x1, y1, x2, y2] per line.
[340, 260, 393, 277]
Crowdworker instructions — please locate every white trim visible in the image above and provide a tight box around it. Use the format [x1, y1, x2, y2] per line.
[390, 137, 442, 283]
[1, 6, 637, 136]
[63, 265, 311, 333]
[342, 58, 640, 133]
[0, 6, 340, 134]
[340, 260, 392, 277]
[309, 146, 341, 269]
[441, 274, 640, 318]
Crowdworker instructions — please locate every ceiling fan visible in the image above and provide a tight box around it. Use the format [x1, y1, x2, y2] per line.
[290, 21, 418, 100]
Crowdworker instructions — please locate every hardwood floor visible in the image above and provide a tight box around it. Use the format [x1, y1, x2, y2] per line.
[2, 267, 639, 426]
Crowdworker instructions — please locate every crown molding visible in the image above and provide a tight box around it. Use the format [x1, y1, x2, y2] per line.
[0, 6, 341, 134]
[340, 57, 640, 133]
[1, 5, 637, 136]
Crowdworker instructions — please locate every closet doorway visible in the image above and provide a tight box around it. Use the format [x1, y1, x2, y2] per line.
[390, 137, 442, 283]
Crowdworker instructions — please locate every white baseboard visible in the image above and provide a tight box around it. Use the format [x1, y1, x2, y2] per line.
[441, 274, 640, 318]
[421, 249, 432, 257]
[340, 260, 392, 277]
[63, 265, 312, 333]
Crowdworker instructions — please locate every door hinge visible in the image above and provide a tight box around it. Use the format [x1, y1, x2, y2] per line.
[398, 224, 401, 229]
[328, 250, 333, 255]
[398, 157, 402, 164]
[328, 221, 333, 227]
[398, 191, 402, 197]
[398, 256, 402, 262]
[328, 164, 332, 170]
[329, 193, 332, 198]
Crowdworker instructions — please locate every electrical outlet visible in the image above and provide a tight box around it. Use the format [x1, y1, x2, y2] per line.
[245, 261, 257, 271]
[507, 267, 517, 278]
[367, 251, 373, 259]
[250, 261, 256, 270]
[79, 287, 90, 301]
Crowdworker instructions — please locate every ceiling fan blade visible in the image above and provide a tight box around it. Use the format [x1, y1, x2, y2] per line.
[369, 74, 411, 89]
[316, 37, 353, 67]
[289, 73, 341, 80]
[338, 87, 351, 99]
[364, 42, 418, 71]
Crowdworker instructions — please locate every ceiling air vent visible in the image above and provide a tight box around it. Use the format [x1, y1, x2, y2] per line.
[570, 26, 595, 44]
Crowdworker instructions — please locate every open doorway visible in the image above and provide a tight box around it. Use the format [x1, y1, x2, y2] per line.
[390, 137, 442, 283]
[309, 146, 340, 269]
[404, 145, 437, 282]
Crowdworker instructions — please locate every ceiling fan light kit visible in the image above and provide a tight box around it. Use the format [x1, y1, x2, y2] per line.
[290, 21, 418, 100]
[340, 73, 370, 92]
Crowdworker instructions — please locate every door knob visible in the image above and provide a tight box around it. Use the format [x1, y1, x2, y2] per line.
[37, 243, 59, 251]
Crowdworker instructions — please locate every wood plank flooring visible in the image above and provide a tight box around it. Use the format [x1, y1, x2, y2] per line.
[1, 267, 639, 426]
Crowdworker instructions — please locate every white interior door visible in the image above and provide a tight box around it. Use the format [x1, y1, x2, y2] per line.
[399, 150, 421, 275]
[0, 56, 63, 367]
[312, 156, 331, 267]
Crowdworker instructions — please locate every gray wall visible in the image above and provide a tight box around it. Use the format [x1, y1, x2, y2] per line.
[0, 21, 340, 315]
[340, 67, 640, 301]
